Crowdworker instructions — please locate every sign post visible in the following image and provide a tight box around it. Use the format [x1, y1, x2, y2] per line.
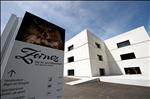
[1, 12, 65, 99]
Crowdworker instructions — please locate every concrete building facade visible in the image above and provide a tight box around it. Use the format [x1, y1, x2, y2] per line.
[64, 26, 150, 81]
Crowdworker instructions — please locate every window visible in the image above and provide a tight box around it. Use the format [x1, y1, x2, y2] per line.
[95, 42, 101, 49]
[97, 55, 103, 61]
[124, 67, 142, 74]
[68, 69, 74, 76]
[99, 68, 105, 76]
[68, 56, 74, 63]
[68, 45, 74, 51]
[117, 40, 130, 48]
[120, 52, 136, 60]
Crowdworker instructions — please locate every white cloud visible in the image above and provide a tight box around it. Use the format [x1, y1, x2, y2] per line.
[1, 1, 149, 39]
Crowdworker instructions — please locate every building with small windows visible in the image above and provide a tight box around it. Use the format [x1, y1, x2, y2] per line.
[64, 29, 110, 77]
[64, 26, 150, 82]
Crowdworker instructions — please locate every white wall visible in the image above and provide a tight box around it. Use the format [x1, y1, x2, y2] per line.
[65, 30, 88, 53]
[1, 14, 18, 52]
[104, 26, 150, 79]
[117, 58, 150, 79]
[64, 59, 92, 77]
[106, 41, 150, 61]
[64, 44, 90, 64]
[87, 30, 110, 76]
[64, 30, 92, 77]
[1, 16, 22, 77]
[104, 26, 149, 50]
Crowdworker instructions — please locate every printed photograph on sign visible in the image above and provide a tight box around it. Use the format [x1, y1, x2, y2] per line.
[16, 12, 65, 50]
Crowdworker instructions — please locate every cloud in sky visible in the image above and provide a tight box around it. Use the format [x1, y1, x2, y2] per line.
[1, 1, 149, 41]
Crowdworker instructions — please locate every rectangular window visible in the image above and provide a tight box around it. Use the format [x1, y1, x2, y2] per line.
[97, 55, 103, 61]
[99, 68, 105, 76]
[95, 42, 101, 49]
[120, 52, 136, 60]
[68, 45, 74, 51]
[68, 56, 74, 63]
[117, 40, 130, 48]
[68, 69, 74, 76]
[124, 67, 142, 74]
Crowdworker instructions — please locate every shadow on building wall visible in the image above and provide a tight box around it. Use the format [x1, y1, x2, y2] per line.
[105, 45, 123, 75]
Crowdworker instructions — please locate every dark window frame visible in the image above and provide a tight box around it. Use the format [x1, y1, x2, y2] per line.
[95, 42, 101, 49]
[68, 56, 74, 63]
[124, 67, 142, 74]
[99, 68, 105, 76]
[117, 40, 130, 48]
[120, 52, 136, 60]
[68, 45, 74, 51]
[97, 55, 103, 61]
[68, 69, 74, 76]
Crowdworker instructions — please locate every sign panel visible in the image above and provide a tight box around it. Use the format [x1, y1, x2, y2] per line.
[1, 12, 65, 99]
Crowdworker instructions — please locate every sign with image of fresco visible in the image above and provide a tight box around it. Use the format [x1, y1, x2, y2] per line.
[1, 12, 65, 99]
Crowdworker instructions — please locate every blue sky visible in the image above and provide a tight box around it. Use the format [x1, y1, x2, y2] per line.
[1, 1, 150, 41]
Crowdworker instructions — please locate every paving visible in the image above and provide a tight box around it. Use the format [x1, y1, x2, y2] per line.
[63, 77, 150, 99]
[66, 77, 99, 85]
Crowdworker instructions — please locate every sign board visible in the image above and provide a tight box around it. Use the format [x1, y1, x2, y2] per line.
[1, 12, 65, 99]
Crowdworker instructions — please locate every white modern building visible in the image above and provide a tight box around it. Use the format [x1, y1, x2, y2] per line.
[64, 26, 150, 83]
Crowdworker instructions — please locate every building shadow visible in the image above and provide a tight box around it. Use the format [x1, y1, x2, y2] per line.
[105, 45, 123, 75]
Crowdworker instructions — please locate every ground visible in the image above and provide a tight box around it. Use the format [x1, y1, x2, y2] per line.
[63, 77, 150, 99]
